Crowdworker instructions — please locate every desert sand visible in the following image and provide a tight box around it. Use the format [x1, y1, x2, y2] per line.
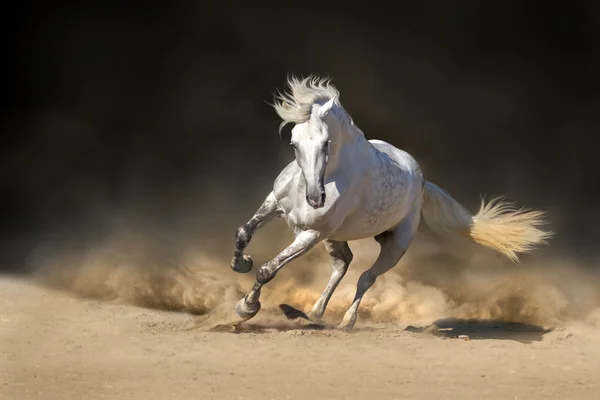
[1, 231, 600, 400]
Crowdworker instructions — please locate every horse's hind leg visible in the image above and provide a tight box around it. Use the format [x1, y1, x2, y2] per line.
[236, 229, 323, 320]
[231, 192, 281, 273]
[338, 209, 421, 330]
[307, 240, 353, 321]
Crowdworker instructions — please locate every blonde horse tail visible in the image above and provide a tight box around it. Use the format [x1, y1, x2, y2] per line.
[421, 180, 553, 263]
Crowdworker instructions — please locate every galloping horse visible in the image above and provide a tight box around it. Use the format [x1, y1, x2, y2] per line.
[230, 75, 551, 329]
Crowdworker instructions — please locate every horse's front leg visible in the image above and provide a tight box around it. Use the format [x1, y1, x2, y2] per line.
[235, 229, 323, 320]
[231, 192, 281, 273]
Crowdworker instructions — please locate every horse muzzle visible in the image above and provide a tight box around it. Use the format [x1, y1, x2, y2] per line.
[306, 190, 326, 209]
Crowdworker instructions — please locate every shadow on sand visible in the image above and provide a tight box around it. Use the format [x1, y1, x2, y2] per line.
[405, 318, 553, 344]
[206, 320, 328, 334]
[206, 315, 552, 344]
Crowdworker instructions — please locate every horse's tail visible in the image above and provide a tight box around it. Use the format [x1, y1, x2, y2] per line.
[421, 180, 553, 263]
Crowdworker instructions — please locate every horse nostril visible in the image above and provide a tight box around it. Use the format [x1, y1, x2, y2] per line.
[306, 195, 314, 206]
[305, 193, 324, 208]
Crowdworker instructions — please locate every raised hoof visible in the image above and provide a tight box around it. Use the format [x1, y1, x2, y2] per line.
[231, 255, 253, 273]
[235, 298, 261, 320]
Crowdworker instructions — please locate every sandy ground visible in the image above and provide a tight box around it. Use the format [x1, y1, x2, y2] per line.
[1, 275, 599, 400]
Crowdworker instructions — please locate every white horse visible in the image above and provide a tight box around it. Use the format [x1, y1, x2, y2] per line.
[230, 74, 552, 329]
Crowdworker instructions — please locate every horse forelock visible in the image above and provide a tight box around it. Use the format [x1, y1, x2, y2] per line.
[272, 74, 340, 133]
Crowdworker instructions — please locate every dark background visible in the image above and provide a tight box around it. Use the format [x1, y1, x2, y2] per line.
[2, 1, 599, 271]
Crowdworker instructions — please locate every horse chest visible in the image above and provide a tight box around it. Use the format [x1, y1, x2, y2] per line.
[282, 187, 344, 232]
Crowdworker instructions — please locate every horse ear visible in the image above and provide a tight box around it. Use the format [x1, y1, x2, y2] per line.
[318, 96, 336, 117]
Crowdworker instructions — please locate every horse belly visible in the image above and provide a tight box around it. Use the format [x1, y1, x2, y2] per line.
[330, 198, 414, 241]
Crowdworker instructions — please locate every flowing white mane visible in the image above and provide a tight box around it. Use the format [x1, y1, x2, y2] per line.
[272, 74, 340, 132]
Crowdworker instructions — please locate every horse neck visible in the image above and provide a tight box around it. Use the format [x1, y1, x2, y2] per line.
[326, 106, 371, 173]
[330, 103, 365, 143]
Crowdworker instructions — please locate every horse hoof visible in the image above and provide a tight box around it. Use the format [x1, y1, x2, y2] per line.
[306, 311, 324, 324]
[336, 323, 355, 332]
[231, 255, 253, 273]
[337, 318, 356, 331]
[235, 298, 261, 320]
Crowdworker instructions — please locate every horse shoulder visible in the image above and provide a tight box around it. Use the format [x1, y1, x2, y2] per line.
[273, 161, 300, 204]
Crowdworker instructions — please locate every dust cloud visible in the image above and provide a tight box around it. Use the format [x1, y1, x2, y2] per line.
[27, 217, 600, 330]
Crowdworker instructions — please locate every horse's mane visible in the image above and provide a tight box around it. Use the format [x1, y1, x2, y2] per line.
[272, 74, 340, 133]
